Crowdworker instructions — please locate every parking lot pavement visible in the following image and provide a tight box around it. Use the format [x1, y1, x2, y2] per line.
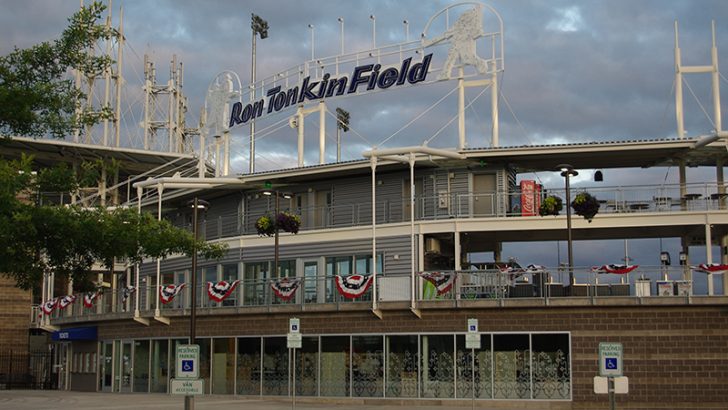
[0, 390, 566, 410]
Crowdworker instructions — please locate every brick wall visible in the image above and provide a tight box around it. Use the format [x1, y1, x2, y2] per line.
[94, 304, 728, 409]
[0, 276, 31, 353]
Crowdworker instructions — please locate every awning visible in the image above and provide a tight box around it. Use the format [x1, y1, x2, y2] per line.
[52, 326, 97, 341]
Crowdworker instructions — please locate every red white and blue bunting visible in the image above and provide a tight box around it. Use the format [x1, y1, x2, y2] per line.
[418, 271, 456, 295]
[207, 280, 240, 302]
[524, 264, 547, 274]
[592, 264, 639, 274]
[335, 274, 373, 299]
[121, 286, 136, 304]
[58, 295, 76, 310]
[159, 284, 186, 304]
[41, 298, 58, 315]
[691, 263, 728, 274]
[83, 291, 100, 308]
[270, 278, 301, 301]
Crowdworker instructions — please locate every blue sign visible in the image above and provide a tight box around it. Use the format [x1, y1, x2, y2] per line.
[51, 326, 97, 341]
[229, 54, 433, 128]
[181, 360, 194, 372]
[605, 358, 618, 369]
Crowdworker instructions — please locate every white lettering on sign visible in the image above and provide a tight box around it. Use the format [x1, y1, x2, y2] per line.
[59, 332, 69, 339]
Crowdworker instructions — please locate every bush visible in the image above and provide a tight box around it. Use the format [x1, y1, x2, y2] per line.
[571, 192, 600, 222]
[539, 195, 563, 216]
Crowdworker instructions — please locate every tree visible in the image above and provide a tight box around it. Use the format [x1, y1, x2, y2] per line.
[0, 155, 227, 291]
[0, 1, 114, 138]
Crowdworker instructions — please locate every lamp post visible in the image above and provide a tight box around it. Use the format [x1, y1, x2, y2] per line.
[369, 15, 376, 48]
[185, 197, 208, 410]
[558, 164, 578, 287]
[403, 19, 409, 41]
[308, 24, 315, 61]
[250, 14, 269, 174]
[263, 191, 292, 278]
[337, 17, 344, 55]
[335, 107, 350, 162]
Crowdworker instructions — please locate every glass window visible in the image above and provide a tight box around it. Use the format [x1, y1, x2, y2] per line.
[195, 338, 212, 394]
[456, 334, 492, 399]
[176, 271, 187, 309]
[352, 336, 383, 397]
[132, 340, 150, 392]
[385, 335, 418, 398]
[326, 256, 352, 302]
[221, 264, 239, 307]
[420, 334, 454, 398]
[354, 254, 384, 275]
[493, 334, 530, 399]
[236, 337, 261, 395]
[294, 337, 319, 396]
[150, 339, 169, 393]
[320, 336, 350, 397]
[212, 338, 236, 394]
[532, 333, 570, 399]
[263, 337, 288, 395]
[277, 260, 296, 278]
[244, 262, 269, 306]
[200, 266, 218, 307]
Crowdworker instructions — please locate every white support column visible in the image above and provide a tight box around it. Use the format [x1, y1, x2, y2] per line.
[491, 62, 499, 147]
[679, 159, 687, 210]
[155, 185, 163, 317]
[370, 156, 381, 317]
[319, 101, 326, 165]
[102, 10, 112, 146]
[409, 154, 418, 314]
[711, 20, 722, 134]
[458, 67, 465, 150]
[706, 220, 714, 295]
[675, 21, 685, 139]
[297, 106, 305, 167]
[223, 130, 230, 176]
[115, 7, 124, 147]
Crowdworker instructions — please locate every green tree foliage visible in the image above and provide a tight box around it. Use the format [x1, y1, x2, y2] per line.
[0, 155, 227, 291]
[0, 2, 115, 138]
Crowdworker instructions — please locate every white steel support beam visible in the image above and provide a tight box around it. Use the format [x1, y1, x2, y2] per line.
[370, 156, 382, 319]
[675, 21, 685, 139]
[705, 220, 714, 296]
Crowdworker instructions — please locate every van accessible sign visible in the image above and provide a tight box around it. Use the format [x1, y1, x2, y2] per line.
[229, 54, 433, 128]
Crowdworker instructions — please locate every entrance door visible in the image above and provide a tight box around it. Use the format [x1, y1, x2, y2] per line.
[303, 260, 319, 304]
[472, 174, 496, 216]
[117, 341, 133, 392]
[53, 342, 70, 390]
[100, 342, 114, 391]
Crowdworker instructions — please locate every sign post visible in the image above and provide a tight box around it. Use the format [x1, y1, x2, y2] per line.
[287, 318, 301, 410]
[173, 344, 202, 407]
[465, 318, 479, 410]
[598, 342, 624, 410]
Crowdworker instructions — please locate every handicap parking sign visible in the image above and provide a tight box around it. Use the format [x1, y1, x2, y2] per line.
[182, 360, 194, 372]
[598, 342, 623, 377]
[605, 357, 617, 369]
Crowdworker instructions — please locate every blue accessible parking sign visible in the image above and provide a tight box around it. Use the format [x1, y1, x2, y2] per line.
[605, 357, 618, 370]
[182, 360, 194, 372]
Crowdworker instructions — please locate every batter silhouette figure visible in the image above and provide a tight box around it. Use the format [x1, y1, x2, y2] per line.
[423, 6, 489, 80]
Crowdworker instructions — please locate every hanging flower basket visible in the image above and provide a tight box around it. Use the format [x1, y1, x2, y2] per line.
[539, 195, 563, 216]
[255, 214, 276, 236]
[256, 212, 302, 236]
[571, 192, 600, 222]
[276, 211, 301, 234]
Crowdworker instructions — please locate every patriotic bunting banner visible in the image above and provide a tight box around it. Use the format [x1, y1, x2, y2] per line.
[592, 264, 639, 274]
[418, 271, 457, 295]
[691, 263, 728, 274]
[208, 280, 240, 302]
[524, 264, 547, 273]
[121, 286, 136, 304]
[335, 274, 373, 299]
[58, 295, 77, 309]
[270, 278, 301, 301]
[41, 298, 58, 315]
[83, 291, 100, 308]
[159, 284, 186, 304]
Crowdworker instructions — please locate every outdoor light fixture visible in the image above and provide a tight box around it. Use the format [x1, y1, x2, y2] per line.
[679, 251, 688, 265]
[338, 17, 344, 54]
[335, 107, 350, 162]
[557, 164, 578, 288]
[594, 170, 603, 182]
[250, 14, 269, 174]
[660, 251, 671, 265]
[308, 24, 315, 60]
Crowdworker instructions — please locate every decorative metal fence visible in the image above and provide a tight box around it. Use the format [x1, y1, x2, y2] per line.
[0, 351, 54, 390]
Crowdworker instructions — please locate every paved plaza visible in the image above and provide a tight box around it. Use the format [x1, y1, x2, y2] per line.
[0, 390, 567, 410]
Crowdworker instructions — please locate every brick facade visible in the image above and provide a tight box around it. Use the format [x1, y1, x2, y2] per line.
[0, 276, 31, 353]
[89, 303, 728, 409]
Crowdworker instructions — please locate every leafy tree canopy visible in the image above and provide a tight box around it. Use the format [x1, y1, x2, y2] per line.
[0, 155, 227, 291]
[0, 1, 115, 138]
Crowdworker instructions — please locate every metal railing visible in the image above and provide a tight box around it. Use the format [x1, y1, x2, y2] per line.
[175, 183, 728, 241]
[48, 265, 725, 324]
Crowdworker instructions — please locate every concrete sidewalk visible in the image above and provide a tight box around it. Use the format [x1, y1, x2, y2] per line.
[0, 390, 570, 409]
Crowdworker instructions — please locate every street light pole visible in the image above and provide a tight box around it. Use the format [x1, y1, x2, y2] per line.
[264, 191, 292, 278]
[186, 197, 208, 410]
[250, 14, 269, 174]
[558, 164, 578, 287]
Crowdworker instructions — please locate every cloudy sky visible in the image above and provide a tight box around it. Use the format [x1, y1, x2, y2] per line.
[3, 1, 728, 276]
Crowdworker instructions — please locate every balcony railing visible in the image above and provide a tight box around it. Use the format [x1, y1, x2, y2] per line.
[48, 265, 725, 324]
[180, 182, 728, 241]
